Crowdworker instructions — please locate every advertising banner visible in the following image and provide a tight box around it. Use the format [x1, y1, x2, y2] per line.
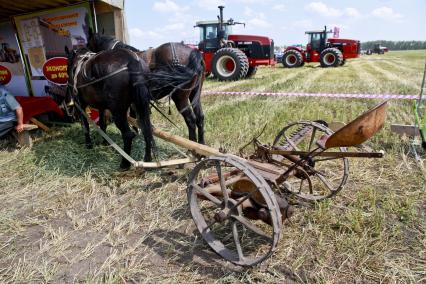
[0, 22, 30, 96]
[14, 3, 93, 102]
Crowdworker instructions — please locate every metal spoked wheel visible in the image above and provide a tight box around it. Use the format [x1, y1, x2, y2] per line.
[273, 121, 349, 202]
[187, 155, 282, 266]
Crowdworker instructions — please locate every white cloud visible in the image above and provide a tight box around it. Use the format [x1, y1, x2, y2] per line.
[244, 7, 254, 17]
[196, 0, 225, 10]
[152, 0, 189, 13]
[345, 7, 360, 18]
[248, 17, 271, 28]
[273, 4, 286, 12]
[291, 19, 313, 29]
[305, 2, 342, 17]
[129, 28, 163, 39]
[162, 22, 185, 31]
[372, 6, 403, 20]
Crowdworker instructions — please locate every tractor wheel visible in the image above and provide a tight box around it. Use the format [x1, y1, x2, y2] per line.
[246, 66, 258, 78]
[340, 59, 346, 66]
[320, 48, 343, 68]
[212, 48, 249, 81]
[282, 50, 303, 68]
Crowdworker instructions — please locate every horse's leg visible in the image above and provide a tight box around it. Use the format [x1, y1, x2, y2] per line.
[189, 77, 205, 144]
[192, 101, 205, 144]
[114, 113, 136, 170]
[79, 102, 93, 149]
[173, 92, 197, 142]
[98, 109, 109, 145]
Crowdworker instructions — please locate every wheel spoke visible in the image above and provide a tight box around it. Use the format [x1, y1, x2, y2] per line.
[192, 183, 222, 206]
[308, 128, 317, 151]
[232, 221, 244, 261]
[216, 161, 229, 206]
[232, 214, 272, 241]
[316, 172, 335, 192]
[299, 178, 304, 194]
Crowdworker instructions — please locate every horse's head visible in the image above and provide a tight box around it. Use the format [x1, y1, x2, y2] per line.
[87, 28, 100, 52]
[64, 46, 91, 102]
[87, 29, 116, 52]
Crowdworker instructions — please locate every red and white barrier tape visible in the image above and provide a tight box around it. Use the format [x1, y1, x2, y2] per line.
[203, 91, 419, 100]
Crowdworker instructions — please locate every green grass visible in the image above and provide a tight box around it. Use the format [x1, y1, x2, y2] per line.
[0, 50, 425, 283]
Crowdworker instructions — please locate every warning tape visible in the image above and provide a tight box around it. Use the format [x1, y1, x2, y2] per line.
[203, 91, 419, 100]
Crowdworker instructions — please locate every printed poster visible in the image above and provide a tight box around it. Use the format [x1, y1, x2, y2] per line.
[0, 22, 30, 96]
[14, 3, 93, 103]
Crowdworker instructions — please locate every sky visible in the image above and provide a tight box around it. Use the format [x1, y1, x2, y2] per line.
[125, 0, 426, 50]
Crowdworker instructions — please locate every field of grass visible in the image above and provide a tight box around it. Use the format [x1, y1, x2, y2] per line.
[1, 50, 425, 283]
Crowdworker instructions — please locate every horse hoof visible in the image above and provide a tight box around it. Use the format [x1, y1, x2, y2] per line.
[119, 163, 131, 171]
[86, 143, 93, 149]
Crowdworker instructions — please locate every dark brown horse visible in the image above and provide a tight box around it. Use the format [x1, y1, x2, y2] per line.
[87, 32, 206, 144]
[65, 47, 154, 170]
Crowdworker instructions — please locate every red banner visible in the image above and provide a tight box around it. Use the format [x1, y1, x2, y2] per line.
[42, 57, 68, 85]
[0, 65, 12, 85]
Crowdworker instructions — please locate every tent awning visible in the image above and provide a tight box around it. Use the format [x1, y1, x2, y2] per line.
[0, 0, 124, 19]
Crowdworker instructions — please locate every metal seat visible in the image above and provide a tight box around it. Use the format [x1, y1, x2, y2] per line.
[324, 101, 388, 149]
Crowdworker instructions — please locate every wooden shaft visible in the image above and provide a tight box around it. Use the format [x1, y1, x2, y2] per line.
[153, 128, 223, 157]
[134, 158, 196, 168]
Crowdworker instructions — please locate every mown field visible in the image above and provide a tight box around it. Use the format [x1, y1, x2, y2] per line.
[1, 50, 425, 283]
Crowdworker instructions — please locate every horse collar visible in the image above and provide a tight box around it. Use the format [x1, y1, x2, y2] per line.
[110, 40, 120, 49]
[170, 42, 180, 66]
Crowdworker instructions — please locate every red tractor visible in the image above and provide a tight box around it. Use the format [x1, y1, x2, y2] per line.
[196, 6, 276, 81]
[282, 26, 360, 68]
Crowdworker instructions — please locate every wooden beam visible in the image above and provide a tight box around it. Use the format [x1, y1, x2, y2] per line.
[30, 118, 50, 132]
[134, 158, 196, 168]
[152, 128, 222, 157]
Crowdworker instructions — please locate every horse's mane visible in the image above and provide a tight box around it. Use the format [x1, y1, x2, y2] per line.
[94, 33, 140, 52]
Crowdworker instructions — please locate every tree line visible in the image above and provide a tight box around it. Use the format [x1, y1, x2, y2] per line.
[361, 41, 426, 51]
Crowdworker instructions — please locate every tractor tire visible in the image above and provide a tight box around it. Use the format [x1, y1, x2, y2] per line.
[340, 59, 346, 66]
[320, 48, 343, 68]
[211, 48, 249, 81]
[282, 50, 303, 68]
[246, 66, 258, 78]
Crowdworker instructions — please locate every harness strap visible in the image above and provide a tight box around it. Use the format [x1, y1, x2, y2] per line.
[74, 102, 137, 166]
[77, 66, 129, 89]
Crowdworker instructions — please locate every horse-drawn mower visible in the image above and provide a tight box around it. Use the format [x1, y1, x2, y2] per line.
[118, 101, 388, 266]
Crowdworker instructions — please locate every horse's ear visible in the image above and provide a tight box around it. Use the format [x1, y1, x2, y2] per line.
[65, 46, 70, 55]
[102, 28, 105, 35]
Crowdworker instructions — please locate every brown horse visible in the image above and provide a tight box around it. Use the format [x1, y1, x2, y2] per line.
[87, 32, 206, 144]
[65, 47, 155, 170]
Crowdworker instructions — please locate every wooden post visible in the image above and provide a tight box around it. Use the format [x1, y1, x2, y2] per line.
[13, 124, 38, 148]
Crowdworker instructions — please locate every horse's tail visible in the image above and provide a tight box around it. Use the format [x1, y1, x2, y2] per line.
[146, 47, 204, 99]
[128, 56, 155, 161]
[187, 48, 205, 105]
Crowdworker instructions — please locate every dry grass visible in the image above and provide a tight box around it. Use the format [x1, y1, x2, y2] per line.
[1, 50, 425, 283]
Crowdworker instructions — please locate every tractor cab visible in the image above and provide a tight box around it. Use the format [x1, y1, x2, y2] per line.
[305, 27, 332, 59]
[195, 20, 233, 51]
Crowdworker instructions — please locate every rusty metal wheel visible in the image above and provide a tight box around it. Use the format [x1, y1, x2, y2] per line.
[187, 155, 282, 266]
[273, 121, 349, 201]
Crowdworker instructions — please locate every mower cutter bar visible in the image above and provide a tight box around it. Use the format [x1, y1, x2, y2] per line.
[269, 149, 384, 158]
